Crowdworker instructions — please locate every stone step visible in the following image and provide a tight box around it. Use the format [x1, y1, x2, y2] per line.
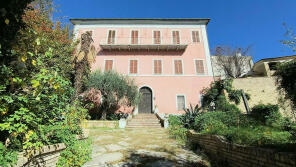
[132, 118, 158, 120]
[131, 118, 159, 120]
[128, 120, 160, 123]
[126, 114, 162, 128]
[133, 117, 158, 119]
[127, 123, 161, 126]
[133, 114, 157, 117]
[126, 126, 162, 128]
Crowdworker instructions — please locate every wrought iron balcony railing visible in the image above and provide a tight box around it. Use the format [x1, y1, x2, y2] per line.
[99, 37, 191, 51]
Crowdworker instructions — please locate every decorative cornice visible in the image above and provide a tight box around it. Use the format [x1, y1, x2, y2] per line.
[70, 18, 210, 25]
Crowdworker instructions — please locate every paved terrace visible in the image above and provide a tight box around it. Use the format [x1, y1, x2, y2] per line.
[83, 128, 210, 167]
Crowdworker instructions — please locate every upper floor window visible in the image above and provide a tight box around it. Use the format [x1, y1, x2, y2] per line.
[177, 95, 185, 111]
[131, 30, 139, 44]
[192, 31, 200, 43]
[107, 30, 116, 44]
[104, 60, 113, 71]
[129, 60, 138, 74]
[172, 31, 180, 44]
[195, 60, 205, 74]
[174, 59, 183, 74]
[153, 31, 161, 44]
[153, 60, 162, 74]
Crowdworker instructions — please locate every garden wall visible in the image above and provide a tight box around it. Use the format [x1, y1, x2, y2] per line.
[81, 120, 119, 128]
[16, 143, 66, 167]
[187, 130, 296, 167]
[232, 77, 293, 117]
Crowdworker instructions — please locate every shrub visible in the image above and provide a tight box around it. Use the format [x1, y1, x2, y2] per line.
[0, 142, 17, 167]
[201, 79, 247, 112]
[87, 70, 139, 120]
[168, 115, 188, 143]
[192, 110, 296, 149]
[0, 4, 91, 166]
[57, 139, 92, 167]
[194, 111, 240, 133]
[250, 104, 281, 125]
[181, 104, 201, 129]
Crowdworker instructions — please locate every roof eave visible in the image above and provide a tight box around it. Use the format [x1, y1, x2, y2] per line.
[70, 18, 210, 25]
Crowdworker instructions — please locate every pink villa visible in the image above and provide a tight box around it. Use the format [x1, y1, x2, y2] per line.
[71, 18, 214, 115]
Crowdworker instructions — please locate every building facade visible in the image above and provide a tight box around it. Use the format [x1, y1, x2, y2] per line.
[71, 19, 214, 114]
[252, 55, 296, 77]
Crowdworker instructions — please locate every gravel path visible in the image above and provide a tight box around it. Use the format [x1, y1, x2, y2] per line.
[83, 128, 210, 167]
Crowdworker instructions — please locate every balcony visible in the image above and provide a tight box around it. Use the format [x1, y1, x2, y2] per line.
[99, 37, 188, 51]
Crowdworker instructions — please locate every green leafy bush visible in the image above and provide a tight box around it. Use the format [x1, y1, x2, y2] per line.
[0, 6, 91, 166]
[87, 70, 139, 120]
[201, 79, 247, 112]
[194, 111, 240, 133]
[181, 104, 201, 129]
[250, 104, 281, 125]
[225, 126, 294, 147]
[168, 115, 188, 143]
[192, 110, 295, 149]
[57, 139, 92, 167]
[0, 142, 17, 167]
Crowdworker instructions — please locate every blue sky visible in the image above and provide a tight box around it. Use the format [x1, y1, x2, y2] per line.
[53, 0, 296, 62]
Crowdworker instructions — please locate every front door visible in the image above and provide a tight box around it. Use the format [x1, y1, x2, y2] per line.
[138, 87, 152, 114]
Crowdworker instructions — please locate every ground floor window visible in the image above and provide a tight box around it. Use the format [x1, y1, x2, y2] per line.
[176, 95, 186, 111]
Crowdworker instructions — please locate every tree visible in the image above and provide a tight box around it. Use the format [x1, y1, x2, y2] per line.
[212, 46, 252, 78]
[87, 70, 140, 120]
[281, 24, 296, 52]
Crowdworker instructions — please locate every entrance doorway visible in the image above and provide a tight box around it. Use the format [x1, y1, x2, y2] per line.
[138, 87, 152, 114]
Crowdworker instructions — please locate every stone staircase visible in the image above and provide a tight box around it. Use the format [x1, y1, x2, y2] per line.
[126, 114, 162, 128]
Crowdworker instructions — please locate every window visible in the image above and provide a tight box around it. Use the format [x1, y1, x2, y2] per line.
[107, 30, 116, 44]
[268, 62, 278, 70]
[195, 60, 205, 74]
[153, 31, 161, 44]
[177, 95, 185, 111]
[172, 31, 180, 44]
[174, 60, 183, 74]
[129, 60, 138, 74]
[153, 60, 162, 74]
[192, 31, 200, 43]
[131, 30, 139, 44]
[104, 60, 113, 71]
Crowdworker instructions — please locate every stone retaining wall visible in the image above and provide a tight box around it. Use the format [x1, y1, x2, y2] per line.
[232, 77, 293, 117]
[16, 143, 66, 167]
[187, 130, 296, 167]
[81, 120, 119, 128]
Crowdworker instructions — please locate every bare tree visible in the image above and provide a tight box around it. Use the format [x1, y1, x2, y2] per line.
[212, 46, 253, 78]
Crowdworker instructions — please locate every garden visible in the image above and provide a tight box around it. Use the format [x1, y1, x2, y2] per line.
[169, 79, 296, 151]
[0, 1, 139, 166]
